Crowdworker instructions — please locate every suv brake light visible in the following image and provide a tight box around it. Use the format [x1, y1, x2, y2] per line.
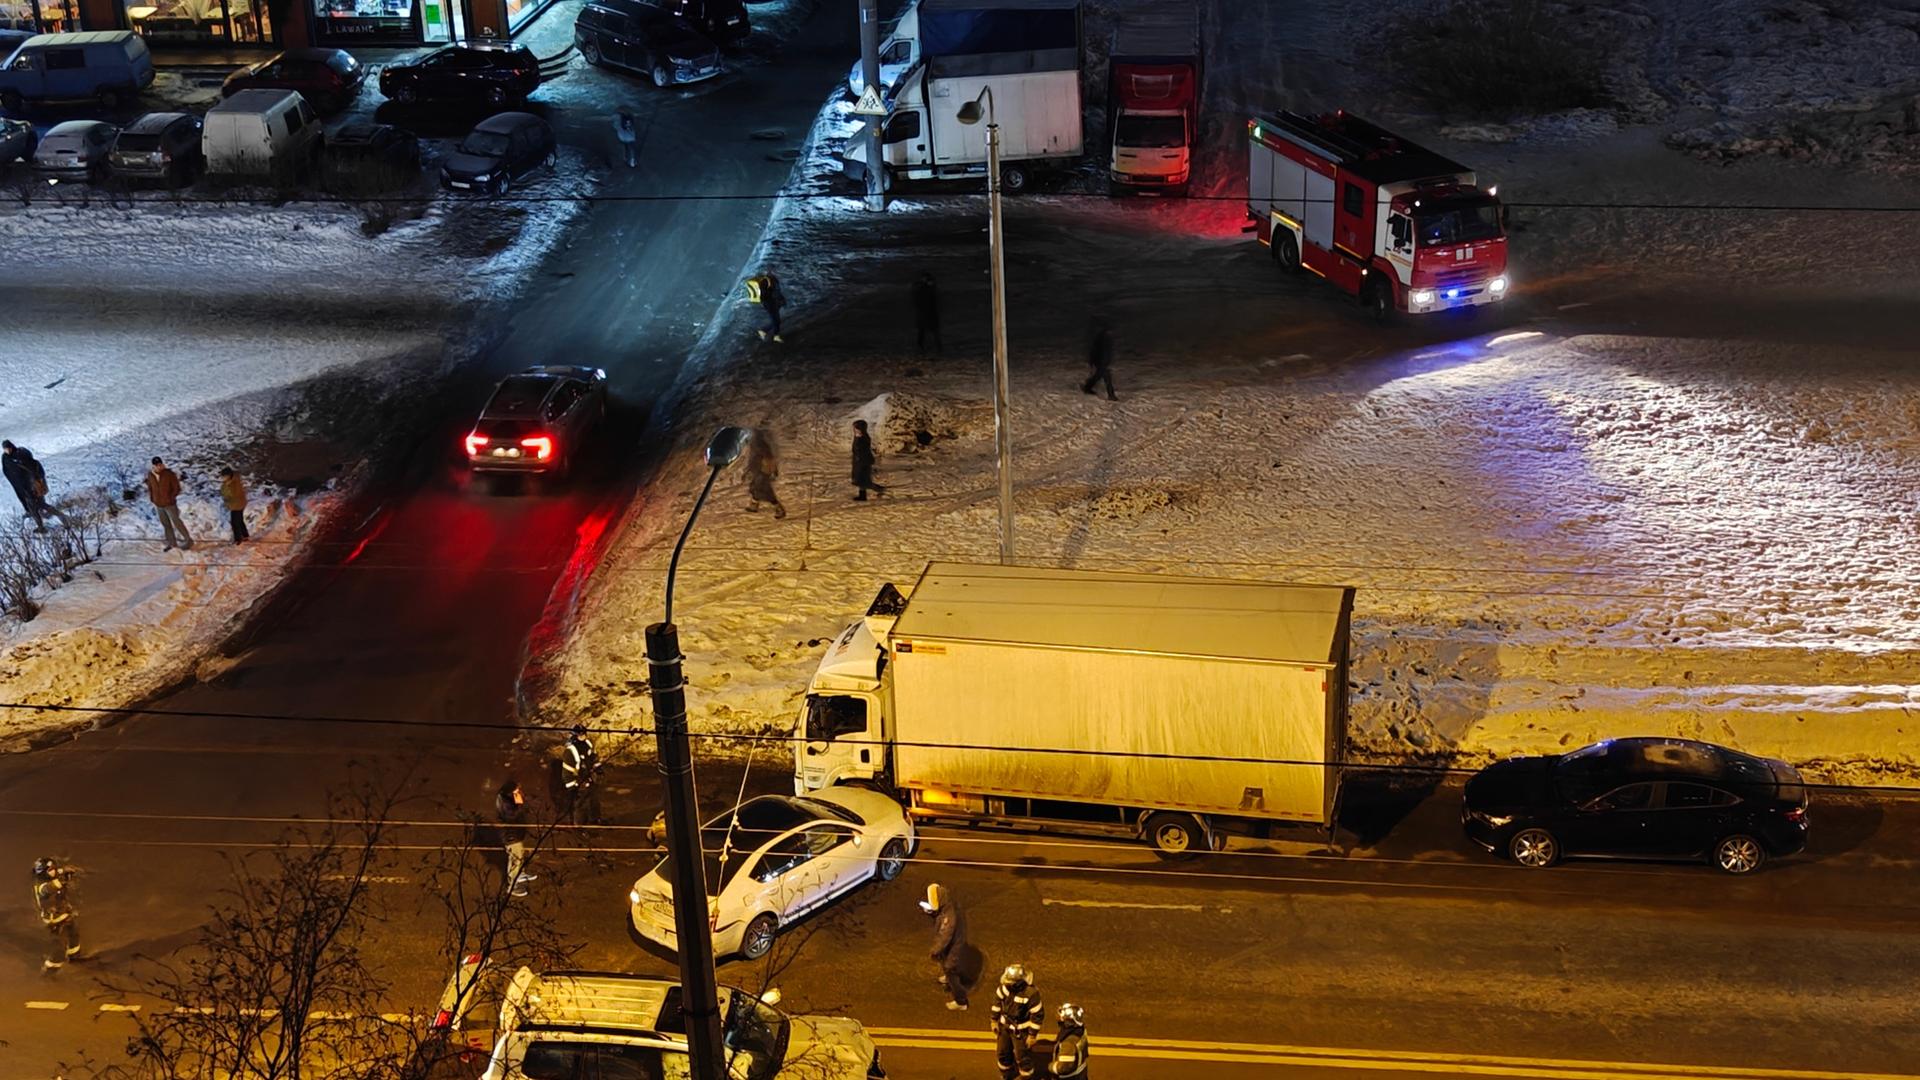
[464, 434, 489, 456]
[1784, 806, 1806, 824]
[520, 435, 553, 461]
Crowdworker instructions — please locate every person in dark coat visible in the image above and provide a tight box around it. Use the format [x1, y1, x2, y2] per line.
[743, 429, 786, 519]
[920, 883, 969, 1009]
[851, 419, 885, 501]
[3, 441, 53, 530]
[912, 272, 942, 354]
[495, 779, 535, 897]
[1082, 322, 1117, 401]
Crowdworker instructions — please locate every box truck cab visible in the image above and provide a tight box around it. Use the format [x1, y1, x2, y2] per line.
[796, 564, 1354, 855]
[1107, 6, 1199, 195]
[846, 0, 918, 98]
[0, 31, 154, 112]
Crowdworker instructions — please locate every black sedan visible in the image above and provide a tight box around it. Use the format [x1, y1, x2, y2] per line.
[378, 44, 542, 108]
[1461, 737, 1809, 874]
[440, 112, 555, 195]
[463, 365, 608, 479]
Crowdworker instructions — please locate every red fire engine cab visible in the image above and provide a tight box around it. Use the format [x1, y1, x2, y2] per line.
[1247, 110, 1509, 319]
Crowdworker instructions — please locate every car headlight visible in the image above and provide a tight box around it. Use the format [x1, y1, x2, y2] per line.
[629, 888, 641, 905]
[1489, 275, 1509, 293]
[471, 173, 491, 183]
[1410, 289, 1436, 306]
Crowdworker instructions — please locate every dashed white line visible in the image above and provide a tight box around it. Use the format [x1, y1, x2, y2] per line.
[26, 1001, 71, 1010]
[1042, 898, 1204, 912]
[98, 1003, 141, 1013]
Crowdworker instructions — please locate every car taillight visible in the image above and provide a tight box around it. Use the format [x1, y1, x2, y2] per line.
[430, 1008, 454, 1030]
[1785, 806, 1806, 824]
[464, 434, 489, 455]
[520, 435, 553, 461]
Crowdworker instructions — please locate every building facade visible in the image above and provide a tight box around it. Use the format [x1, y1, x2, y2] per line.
[0, 0, 551, 51]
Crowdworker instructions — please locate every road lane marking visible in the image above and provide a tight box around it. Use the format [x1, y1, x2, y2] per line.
[321, 874, 413, 884]
[862, 1028, 1919, 1080]
[1042, 898, 1203, 912]
[26, 1001, 70, 1010]
[98, 1003, 140, 1013]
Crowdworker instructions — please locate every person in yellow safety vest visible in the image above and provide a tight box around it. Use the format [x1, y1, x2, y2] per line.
[560, 724, 601, 826]
[991, 963, 1043, 1080]
[32, 857, 80, 971]
[744, 271, 786, 342]
[1050, 1002, 1088, 1079]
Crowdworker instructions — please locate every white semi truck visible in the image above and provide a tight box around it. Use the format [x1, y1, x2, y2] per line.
[793, 563, 1354, 855]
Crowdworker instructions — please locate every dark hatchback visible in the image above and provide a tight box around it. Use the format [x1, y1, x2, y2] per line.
[108, 112, 203, 187]
[378, 44, 542, 108]
[440, 112, 554, 195]
[463, 365, 608, 478]
[1461, 737, 1809, 874]
[320, 122, 421, 195]
[223, 48, 365, 112]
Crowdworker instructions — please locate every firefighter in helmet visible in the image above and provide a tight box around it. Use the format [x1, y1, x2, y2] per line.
[32, 857, 80, 971]
[1051, 1002, 1089, 1078]
[991, 963, 1043, 1079]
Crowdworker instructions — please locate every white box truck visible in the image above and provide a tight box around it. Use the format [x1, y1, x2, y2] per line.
[794, 563, 1354, 855]
[841, 0, 1083, 193]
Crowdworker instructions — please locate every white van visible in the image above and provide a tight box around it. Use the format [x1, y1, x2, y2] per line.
[202, 88, 322, 183]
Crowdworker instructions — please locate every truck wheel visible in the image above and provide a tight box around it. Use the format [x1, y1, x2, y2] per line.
[1364, 278, 1398, 325]
[1273, 231, 1300, 273]
[1144, 812, 1207, 859]
[999, 163, 1029, 194]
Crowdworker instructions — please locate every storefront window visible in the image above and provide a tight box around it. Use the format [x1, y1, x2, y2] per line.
[129, 0, 231, 42]
[6, 0, 81, 32]
[314, 0, 414, 39]
[1, 0, 36, 31]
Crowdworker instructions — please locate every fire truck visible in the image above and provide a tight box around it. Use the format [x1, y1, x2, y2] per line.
[1246, 110, 1509, 319]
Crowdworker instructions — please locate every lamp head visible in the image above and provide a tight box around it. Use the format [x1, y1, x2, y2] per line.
[705, 426, 750, 469]
[956, 101, 983, 125]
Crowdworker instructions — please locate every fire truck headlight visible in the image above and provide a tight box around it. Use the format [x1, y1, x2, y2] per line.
[1489, 276, 1509, 294]
[1410, 289, 1437, 307]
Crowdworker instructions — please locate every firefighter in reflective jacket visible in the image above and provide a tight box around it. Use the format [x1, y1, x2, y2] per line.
[992, 963, 1043, 1080]
[560, 724, 600, 826]
[32, 857, 80, 971]
[1051, 1002, 1089, 1078]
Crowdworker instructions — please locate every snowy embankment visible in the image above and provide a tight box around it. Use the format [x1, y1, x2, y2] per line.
[0, 164, 593, 745]
[540, 2, 1920, 783]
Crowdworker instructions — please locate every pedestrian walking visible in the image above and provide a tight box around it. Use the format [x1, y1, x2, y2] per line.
[1081, 322, 1118, 401]
[919, 883, 969, 1010]
[559, 724, 602, 826]
[32, 857, 81, 972]
[992, 963, 1044, 1080]
[911, 271, 942, 354]
[614, 110, 638, 168]
[1050, 1003, 1089, 1079]
[218, 467, 249, 544]
[851, 420, 885, 501]
[495, 778, 536, 896]
[4, 441, 52, 530]
[747, 270, 786, 343]
[743, 429, 787, 519]
[145, 456, 193, 551]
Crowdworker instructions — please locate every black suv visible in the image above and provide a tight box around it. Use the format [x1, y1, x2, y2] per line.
[1462, 737, 1810, 874]
[576, 0, 723, 87]
[641, 0, 747, 44]
[378, 44, 542, 107]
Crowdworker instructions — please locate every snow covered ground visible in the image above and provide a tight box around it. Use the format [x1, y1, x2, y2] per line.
[541, 1, 1920, 784]
[0, 160, 594, 745]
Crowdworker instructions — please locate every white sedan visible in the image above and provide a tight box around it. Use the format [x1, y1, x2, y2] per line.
[630, 787, 915, 961]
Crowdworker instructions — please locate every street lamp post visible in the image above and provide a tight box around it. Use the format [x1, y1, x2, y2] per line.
[957, 88, 1014, 564]
[645, 425, 750, 1080]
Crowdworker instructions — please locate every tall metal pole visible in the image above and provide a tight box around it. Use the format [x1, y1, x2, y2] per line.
[857, 0, 885, 212]
[985, 111, 1013, 564]
[644, 457, 732, 1080]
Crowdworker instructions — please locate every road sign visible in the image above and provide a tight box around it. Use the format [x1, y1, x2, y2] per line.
[853, 86, 888, 116]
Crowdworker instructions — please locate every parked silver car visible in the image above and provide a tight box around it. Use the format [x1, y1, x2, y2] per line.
[32, 119, 117, 181]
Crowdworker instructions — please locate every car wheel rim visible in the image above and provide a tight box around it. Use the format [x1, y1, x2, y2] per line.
[1718, 838, 1760, 873]
[1512, 830, 1554, 867]
[744, 918, 775, 958]
[879, 841, 905, 879]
